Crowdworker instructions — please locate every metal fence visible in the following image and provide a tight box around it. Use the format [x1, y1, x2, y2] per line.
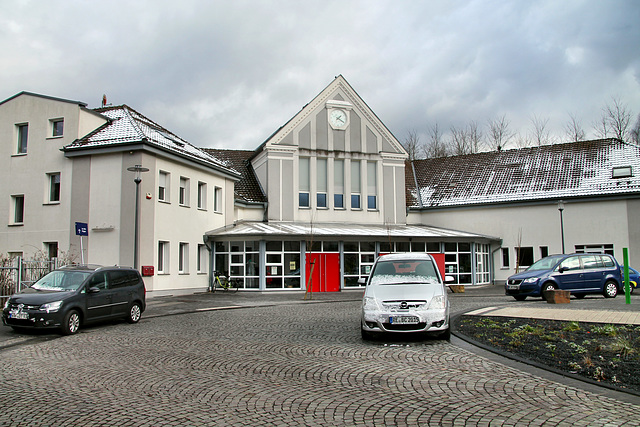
[0, 257, 58, 301]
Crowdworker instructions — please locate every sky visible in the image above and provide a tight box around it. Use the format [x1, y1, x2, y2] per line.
[2, 0, 639, 151]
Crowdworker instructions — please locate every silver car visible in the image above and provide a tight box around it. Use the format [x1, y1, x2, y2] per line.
[360, 253, 451, 340]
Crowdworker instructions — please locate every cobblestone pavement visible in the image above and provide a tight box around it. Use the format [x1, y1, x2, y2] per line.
[1, 288, 639, 426]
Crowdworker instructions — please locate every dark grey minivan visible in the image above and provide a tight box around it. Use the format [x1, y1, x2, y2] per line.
[2, 265, 146, 335]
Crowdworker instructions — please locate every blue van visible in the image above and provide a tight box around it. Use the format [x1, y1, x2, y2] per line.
[505, 253, 622, 301]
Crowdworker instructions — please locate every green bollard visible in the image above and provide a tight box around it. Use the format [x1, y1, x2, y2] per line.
[623, 248, 630, 305]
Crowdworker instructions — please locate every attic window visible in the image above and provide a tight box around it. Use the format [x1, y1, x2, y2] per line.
[612, 166, 632, 179]
[157, 129, 184, 147]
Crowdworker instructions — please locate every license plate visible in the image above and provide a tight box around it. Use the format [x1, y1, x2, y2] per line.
[390, 316, 419, 324]
[9, 310, 29, 320]
[507, 284, 519, 290]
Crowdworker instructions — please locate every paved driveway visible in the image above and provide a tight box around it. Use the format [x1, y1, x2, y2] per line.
[1, 292, 639, 426]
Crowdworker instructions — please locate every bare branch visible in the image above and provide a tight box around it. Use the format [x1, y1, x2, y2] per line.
[424, 122, 448, 158]
[529, 115, 554, 146]
[486, 115, 515, 151]
[564, 113, 586, 142]
[402, 129, 421, 161]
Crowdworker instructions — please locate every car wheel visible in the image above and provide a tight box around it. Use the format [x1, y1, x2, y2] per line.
[513, 296, 527, 301]
[62, 310, 81, 335]
[574, 294, 586, 299]
[540, 283, 556, 300]
[603, 281, 618, 298]
[439, 328, 451, 341]
[127, 302, 142, 324]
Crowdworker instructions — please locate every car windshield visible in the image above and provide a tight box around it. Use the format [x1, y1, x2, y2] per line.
[526, 255, 565, 271]
[31, 270, 91, 291]
[369, 260, 440, 285]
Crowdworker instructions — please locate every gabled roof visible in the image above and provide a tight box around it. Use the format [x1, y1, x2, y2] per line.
[202, 148, 267, 204]
[64, 105, 240, 177]
[408, 139, 640, 208]
[0, 91, 88, 108]
[252, 75, 406, 158]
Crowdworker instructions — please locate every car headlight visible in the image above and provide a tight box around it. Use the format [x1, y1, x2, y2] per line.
[523, 277, 539, 284]
[39, 301, 63, 313]
[362, 296, 380, 311]
[427, 295, 446, 310]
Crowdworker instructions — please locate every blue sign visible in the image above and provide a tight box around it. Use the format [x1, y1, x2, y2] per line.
[75, 222, 88, 236]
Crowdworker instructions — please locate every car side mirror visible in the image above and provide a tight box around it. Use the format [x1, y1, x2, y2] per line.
[558, 267, 567, 273]
[88, 286, 100, 294]
[444, 276, 455, 283]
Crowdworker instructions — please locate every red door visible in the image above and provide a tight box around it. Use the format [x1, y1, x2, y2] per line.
[305, 253, 340, 292]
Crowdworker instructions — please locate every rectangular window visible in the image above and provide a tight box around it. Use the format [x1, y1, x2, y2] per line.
[351, 161, 361, 209]
[197, 182, 207, 209]
[45, 242, 58, 260]
[17, 124, 28, 154]
[179, 242, 189, 274]
[158, 171, 169, 201]
[48, 173, 61, 202]
[214, 186, 222, 212]
[367, 162, 377, 210]
[158, 241, 169, 274]
[316, 158, 327, 208]
[515, 247, 534, 270]
[334, 159, 344, 209]
[299, 157, 310, 208]
[51, 119, 64, 137]
[179, 177, 189, 206]
[197, 244, 207, 273]
[12, 195, 24, 224]
[575, 244, 614, 255]
[501, 247, 510, 268]
[540, 246, 549, 259]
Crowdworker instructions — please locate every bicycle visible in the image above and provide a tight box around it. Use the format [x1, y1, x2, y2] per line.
[210, 271, 239, 293]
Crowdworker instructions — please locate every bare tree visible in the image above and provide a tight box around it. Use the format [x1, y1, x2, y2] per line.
[631, 113, 640, 145]
[402, 129, 421, 161]
[529, 115, 554, 146]
[564, 113, 586, 142]
[450, 125, 470, 155]
[594, 97, 632, 142]
[513, 132, 531, 149]
[467, 120, 483, 153]
[424, 122, 448, 158]
[486, 115, 515, 151]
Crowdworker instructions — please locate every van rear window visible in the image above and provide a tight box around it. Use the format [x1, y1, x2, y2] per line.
[109, 270, 140, 288]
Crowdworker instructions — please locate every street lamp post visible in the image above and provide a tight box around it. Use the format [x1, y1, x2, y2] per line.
[557, 200, 566, 254]
[127, 164, 149, 270]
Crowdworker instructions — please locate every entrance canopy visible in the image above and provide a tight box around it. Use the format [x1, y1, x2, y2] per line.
[205, 221, 499, 242]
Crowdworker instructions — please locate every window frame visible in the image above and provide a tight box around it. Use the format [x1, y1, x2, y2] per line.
[11, 195, 25, 225]
[179, 176, 190, 206]
[179, 242, 189, 274]
[50, 118, 64, 138]
[158, 171, 170, 202]
[214, 186, 223, 213]
[47, 172, 61, 203]
[16, 123, 28, 154]
[501, 247, 510, 269]
[197, 181, 207, 210]
[158, 241, 170, 274]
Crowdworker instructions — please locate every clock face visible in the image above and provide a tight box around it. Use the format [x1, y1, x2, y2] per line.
[329, 109, 347, 128]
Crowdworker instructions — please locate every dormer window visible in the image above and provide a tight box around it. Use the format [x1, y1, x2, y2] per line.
[612, 166, 632, 178]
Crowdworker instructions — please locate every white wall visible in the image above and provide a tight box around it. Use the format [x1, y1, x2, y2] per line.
[413, 199, 632, 283]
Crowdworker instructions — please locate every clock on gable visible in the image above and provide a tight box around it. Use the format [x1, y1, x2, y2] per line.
[326, 100, 352, 130]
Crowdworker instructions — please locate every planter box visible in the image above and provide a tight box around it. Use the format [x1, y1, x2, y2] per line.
[544, 289, 570, 304]
[448, 285, 465, 293]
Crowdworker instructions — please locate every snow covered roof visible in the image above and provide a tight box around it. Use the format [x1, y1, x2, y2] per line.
[205, 221, 498, 241]
[408, 139, 640, 208]
[64, 105, 240, 177]
[202, 148, 267, 204]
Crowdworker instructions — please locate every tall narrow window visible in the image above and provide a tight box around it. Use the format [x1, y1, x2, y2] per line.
[214, 187, 222, 212]
[299, 157, 310, 208]
[46, 242, 58, 260]
[51, 119, 64, 137]
[334, 159, 344, 208]
[179, 177, 189, 206]
[351, 161, 361, 209]
[158, 171, 169, 201]
[316, 158, 327, 208]
[17, 124, 28, 154]
[501, 247, 510, 268]
[197, 182, 207, 209]
[48, 173, 61, 202]
[197, 244, 207, 273]
[158, 241, 169, 273]
[179, 242, 189, 274]
[12, 195, 24, 224]
[367, 161, 377, 210]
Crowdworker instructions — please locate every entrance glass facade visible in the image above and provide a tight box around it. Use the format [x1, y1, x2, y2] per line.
[211, 238, 492, 290]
